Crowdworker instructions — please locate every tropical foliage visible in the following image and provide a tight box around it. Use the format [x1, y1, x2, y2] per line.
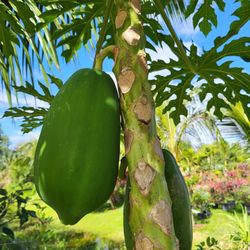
[0, 126, 9, 171]
[0, 138, 249, 249]
[1, 0, 249, 127]
[0, 0, 59, 105]
[1, 0, 249, 249]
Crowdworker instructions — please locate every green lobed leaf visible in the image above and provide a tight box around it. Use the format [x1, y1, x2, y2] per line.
[214, 1, 250, 49]
[150, 35, 250, 124]
[13, 82, 54, 103]
[186, 0, 225, 36]
[3, 73, 64, 133]
[3, 107, 48, 133]
[47, 74, 63, 89]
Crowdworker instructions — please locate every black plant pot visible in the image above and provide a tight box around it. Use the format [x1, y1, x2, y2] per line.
[211, 203, 219, 209]
[222, 200, 236, 211]
[197, 209, 211, 220]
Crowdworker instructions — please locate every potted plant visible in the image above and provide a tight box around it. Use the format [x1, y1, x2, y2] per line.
[191, 189, 212, 220]
[208, 167, 249, 211]
[234, 185, 250, 214]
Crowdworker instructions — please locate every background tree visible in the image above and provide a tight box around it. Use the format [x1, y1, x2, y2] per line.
[0, 125, 9, 171]
[1, 0, 250, 249]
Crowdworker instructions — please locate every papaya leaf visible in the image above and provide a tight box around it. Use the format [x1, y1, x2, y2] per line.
[149, 35, 197, 124]
[3, 107, 48, 133]
[197, 35, 250, 119]
[3, 74, 63, 133]
[214, 1, 250, 49]
[185, 0, 225, 36]
[13, 82, 54, 103]
[150, 29, 250, 123]
[47, 74, 63, 89]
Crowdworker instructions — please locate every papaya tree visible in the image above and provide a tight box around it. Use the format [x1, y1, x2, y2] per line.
[1, 0, 250, 249]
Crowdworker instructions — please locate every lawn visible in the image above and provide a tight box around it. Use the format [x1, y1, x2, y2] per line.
[41, 203, 239, 249]
[192, 210, 237, 249]
[48, 206, 124, 242]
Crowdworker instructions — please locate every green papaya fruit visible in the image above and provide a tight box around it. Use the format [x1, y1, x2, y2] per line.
[163, 149, 193, 250]
[34, 69, 120, 225]
[124, 149, 192, 250]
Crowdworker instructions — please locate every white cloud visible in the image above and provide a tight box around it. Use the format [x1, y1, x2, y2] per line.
[0, 92, 49, 110]
[9, 129, 41, 149]
[147, 43, 176, 80]
[146, 37, 202, 69]
[172, 16, 199, 37]
[147, 43, 177, 63]
[157, 11, 199, 38]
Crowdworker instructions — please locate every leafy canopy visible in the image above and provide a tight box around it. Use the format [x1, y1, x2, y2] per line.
[1, 0, 249, 130]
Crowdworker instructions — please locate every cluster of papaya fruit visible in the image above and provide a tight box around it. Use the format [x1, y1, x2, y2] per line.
[124, 149, 193, 250]
[34, 68, 192, 249]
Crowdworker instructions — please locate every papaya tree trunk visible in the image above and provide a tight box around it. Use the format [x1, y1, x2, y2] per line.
[112, 1, 178, 249]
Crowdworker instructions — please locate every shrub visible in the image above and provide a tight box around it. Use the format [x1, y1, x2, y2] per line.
[192, 189, 212, 212]
[228, 205, 250, 250]
[234, 186, 250, 206]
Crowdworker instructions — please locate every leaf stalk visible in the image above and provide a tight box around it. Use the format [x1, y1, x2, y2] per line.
[93, 0, 114, 69]
[94, 45, 116, 71]
[154, 0, 196, 74]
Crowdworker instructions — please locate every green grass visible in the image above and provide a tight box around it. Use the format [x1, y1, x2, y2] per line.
[41, 203, 239, 249]
[45, 205, 124, 242]
[192, 209, 237, 249]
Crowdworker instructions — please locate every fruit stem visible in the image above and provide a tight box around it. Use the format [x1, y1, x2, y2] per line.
[94, 45, 116, 71]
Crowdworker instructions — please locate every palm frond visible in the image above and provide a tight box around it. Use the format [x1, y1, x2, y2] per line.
[222, 102, 250, 142]
[0, 0, 59, 105]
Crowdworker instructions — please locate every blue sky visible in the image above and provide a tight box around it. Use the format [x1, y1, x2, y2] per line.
[0, 0, 249, 147]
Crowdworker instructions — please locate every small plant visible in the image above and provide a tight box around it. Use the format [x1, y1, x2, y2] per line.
[0, 188, 37, 247]
[237, 163, 250, 178]
[192, 189, 212, 221]
[196, 236, 222, 250]
[234, 186, 250, 206]
[208, 167, 249, 205]
[228, 205, 250, 250]
[192, 189, 212, 211]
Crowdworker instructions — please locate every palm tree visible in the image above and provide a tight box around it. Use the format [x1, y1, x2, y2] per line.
[157, 95, 248, 161]
[1, 0, 250, 249]
[0, 0, 60, 105]
[222, 102, 250, 143]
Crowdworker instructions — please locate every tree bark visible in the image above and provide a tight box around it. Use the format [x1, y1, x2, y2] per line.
[113, 1, 178, 249]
